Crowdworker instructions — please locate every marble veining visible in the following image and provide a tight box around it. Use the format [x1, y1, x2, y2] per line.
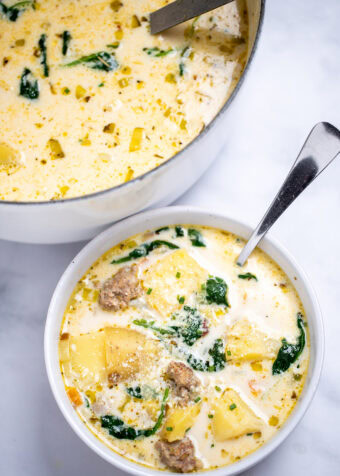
[0, 0, 339, 475]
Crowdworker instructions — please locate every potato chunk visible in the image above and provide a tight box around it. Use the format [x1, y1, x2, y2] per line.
[162, 404, 201, 442]
[105, 327, 157, 383]
[226, 319, 279, 362]
[212, 388, 261, 441]
[143, 249, 207, 318]
[69, 331, 106, 386]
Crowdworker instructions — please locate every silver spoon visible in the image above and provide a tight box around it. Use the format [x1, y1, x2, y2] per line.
[237, 122, 340, 266]
[150, 0, 234, 35]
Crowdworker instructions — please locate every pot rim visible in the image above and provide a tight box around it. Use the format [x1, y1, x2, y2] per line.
[2, 0, 265, 208]
[44, 205, 324, 476]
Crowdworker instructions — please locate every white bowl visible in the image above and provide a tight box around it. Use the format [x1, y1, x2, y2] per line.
[44, 206, 324, 476]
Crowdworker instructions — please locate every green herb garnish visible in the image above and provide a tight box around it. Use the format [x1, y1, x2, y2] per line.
[176, 272, 181, 279]
[61, 30, 71, 56]
[188, 228, 206, 247]
[166, 427, 173, 432]
[272, 313, 306, 375]
[19, 68, 39, 99]
[205, 276, 230, 307]
[229, 403, 237, 411]
[0, 0, 34, 21]
[177, 295, 185, 304]
[111, 240, 179, 264]
[238, 272, 258, 281]
[101, 388, 169, 440]
[133, 319, 176, 336]
[143, 47, 174, 57]
[62, 51, 118, 72]
[38, 34, 49, 77]
[208, 414, 214, 419]
[146, 288, 152, 295]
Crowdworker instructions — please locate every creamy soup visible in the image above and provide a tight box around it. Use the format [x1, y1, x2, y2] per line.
[0, 0, 248, 201]
[59, 226, 309, 472]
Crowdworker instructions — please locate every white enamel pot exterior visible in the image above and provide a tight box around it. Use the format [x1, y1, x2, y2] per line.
[45, 206, 324, 476]
[0, 0, 265, 244]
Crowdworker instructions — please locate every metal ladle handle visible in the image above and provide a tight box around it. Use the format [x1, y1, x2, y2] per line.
[237, 122, 340, 266]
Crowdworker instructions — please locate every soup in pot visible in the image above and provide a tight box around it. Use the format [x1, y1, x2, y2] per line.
[59, 225, 309, 472]
[0, 0, 248, 201]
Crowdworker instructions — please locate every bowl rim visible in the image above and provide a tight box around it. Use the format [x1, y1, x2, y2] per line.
[3, 0, 265, 208]
[44, 205, 324, 476]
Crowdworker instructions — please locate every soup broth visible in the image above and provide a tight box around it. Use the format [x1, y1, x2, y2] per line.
[59, 225, 309, 472]
[0, 0, 248, 201]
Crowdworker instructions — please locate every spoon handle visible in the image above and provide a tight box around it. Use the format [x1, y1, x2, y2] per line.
[237, 122, 340, 266]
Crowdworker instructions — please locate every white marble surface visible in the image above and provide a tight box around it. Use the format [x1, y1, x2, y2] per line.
[1, 1, 340, 475]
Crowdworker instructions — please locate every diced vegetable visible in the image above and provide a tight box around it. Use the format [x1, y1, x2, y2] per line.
[142, 249, 206, 317]
[162, 404, 201, 442]
[105, 327, 159, 383]
[211, 388, 261, 441]
[129, 127, 144, 152]
[0, 142, 21, 174]
[226, 319, 279, 362]
[48, 138, 65, 159]
[69, 331, 106, 387]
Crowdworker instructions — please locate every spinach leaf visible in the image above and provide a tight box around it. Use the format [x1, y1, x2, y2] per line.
[175, 226, 184, 237]
[187, 338, 226, 372]
[126, 384, 157, 400]
[19, 68, 39, 99]
[143, 47, 174, 57]
[101, 388, 169, 440]
[238, 272, 258, 281]
[188, 228, 206, 247]
[126, 385, 142, 399]
[63, 51, 118, 72]
[155, 226, 170, 234]
[111, 240, 179, 264]
[0, 0, 34, 21]
[205, 276, 229, 307]
[61, 30, 71, 56]
[170, 306, 206, 346]
[38, 33, 49, 77]
[272, 313, 306, 375]
[179, 62, 185, 76]
[134, 306, 206, 347]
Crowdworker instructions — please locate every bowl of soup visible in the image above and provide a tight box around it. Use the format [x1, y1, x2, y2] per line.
[0, 0, 264, 243]
[45, 206, 324, 475]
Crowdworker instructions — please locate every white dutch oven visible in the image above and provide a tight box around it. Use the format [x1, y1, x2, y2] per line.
[0, 0, 264, 244]
[45, 206, 324, 476]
